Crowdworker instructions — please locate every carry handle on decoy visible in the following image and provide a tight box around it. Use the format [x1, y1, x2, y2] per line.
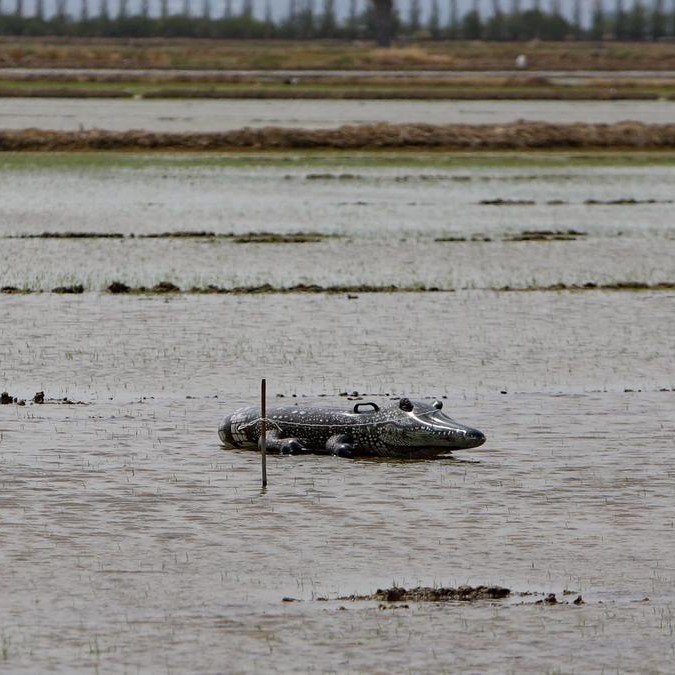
[353, 401, 380, 413]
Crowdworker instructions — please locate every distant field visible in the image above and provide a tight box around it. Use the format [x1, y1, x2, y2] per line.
[0, 74, 675, 101]
[2, 37, 675, 72]
[2, 74, 675, 100]
[2, 38, 675, 100]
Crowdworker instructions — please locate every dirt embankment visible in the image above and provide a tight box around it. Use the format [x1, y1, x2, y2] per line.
[3, 121, 675, 151]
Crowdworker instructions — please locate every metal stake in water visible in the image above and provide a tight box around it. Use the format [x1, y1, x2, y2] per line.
[260, 378, 267, 488]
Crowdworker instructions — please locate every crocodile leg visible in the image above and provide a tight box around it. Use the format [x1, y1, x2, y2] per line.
[326, 434, 355, 458]
[260, 432, 310, 455]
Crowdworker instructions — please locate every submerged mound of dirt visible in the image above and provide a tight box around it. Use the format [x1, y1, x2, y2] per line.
[3, 121, 675, 151]
[342, 585, 511, 602]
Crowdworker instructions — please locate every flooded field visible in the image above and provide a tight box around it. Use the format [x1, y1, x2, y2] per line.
[1, 155, 675, 291]
[1, 151, 675, 672]
[1, 97, 675, 132]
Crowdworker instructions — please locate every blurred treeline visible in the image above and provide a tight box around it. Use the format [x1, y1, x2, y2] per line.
[1, 1, 675, 42]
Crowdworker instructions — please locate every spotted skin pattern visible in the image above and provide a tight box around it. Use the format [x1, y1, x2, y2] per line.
[218, 398, 486, 459]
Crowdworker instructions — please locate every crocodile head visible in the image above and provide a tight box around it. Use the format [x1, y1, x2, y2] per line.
[379, 398, 486, 454]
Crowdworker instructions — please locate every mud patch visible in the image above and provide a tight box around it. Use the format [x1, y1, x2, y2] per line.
[1, 391, 21, 405]
[10, 231, 336, 244]
[584, 198, 674, 205]
[481, 198, 674, 207]
[1, 390, 84, 405]
[480, 198, 536, 206]
[333, 586, 588, 607]
[151, 281, 181, 293]
[505, 229, 587, 242]
[108, 281, 131, 294]
[434, 235, 493, 242]
[434, 230, 586, 242]
[139, 231, 331, 243]
[5, 281, 675, 295]
[138, 231, 217, 239]
[341, 585, 511, 602]
[501, 281, 675, 291]
[305, 173, 363, 181]
[227, 232, 334, 244]
[52, 284, 84, 294]
[103, 282, 445, 295]
[13, 232, 126, 239]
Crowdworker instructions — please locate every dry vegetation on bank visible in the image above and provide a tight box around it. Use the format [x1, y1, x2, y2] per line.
[2, 37, 675, 71]
[3, 121, 675, 152]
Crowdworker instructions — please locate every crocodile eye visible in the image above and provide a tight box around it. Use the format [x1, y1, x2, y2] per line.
[399, 398, 413, 412]
[433, 400, 443, 410]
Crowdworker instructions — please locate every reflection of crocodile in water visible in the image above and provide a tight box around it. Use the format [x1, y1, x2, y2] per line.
[218, 398, 486, 459]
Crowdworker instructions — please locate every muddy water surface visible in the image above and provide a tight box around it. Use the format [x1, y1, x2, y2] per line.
[1, 158, 675, 290]
[1, 152, 675, 672]
[2, 291, 675, 673]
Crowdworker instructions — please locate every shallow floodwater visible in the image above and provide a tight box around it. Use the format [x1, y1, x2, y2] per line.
[1, 97, 674, 132]
[2, 153, 675, 672]
[1, 292, 675, 673]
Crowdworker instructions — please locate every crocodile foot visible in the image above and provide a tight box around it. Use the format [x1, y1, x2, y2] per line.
[260, 434, 308, 455]
[326, 434, 355, 458]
